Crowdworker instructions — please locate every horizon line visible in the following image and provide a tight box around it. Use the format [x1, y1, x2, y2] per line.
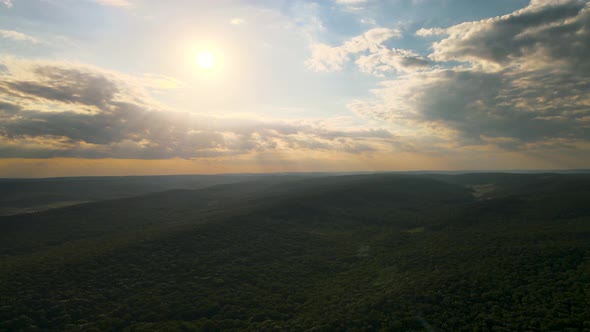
[2, 168, 589, 180]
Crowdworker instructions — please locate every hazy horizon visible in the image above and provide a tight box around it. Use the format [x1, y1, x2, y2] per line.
[1, 168, 590, 180]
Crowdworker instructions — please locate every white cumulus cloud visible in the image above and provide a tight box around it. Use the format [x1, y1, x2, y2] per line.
[306, 28, 411, 73]
[0, 30, 38, 43]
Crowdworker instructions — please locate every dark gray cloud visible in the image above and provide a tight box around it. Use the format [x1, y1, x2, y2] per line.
[6, 67, 120, 109]
[0, 61, 396, 159]
[0, 101, 20, 116]
[421, 70, 589, 146]
[353, 0, 590, 150]
[428, 1, 590, 68]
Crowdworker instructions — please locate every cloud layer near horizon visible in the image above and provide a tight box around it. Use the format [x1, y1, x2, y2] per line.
[0, 59, 397, 159]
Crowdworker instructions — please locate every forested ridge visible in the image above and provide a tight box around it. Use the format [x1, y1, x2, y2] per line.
[1, 173, 590, 331]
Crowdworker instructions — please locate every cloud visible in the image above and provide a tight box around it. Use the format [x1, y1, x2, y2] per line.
[360, 18, 377, 25]
[349, 0, 590, 150]
[0, 101, 20, 117]
[427, 0, 589, 69]
[0, 59, 398, 159]
[230, 18, 245, 25]
[1, 0, 12, 8]
[335, 0, 368, 3]
[306, 44, 350, 72]
[6, 67, 120, 110]
[415, 28, 446, 36]
[355, 48, 430, 76]
[92, 0, 130, 6]
[306, 28, 407, 73]
[0, 30, 38, 43]
[334, 0, 369, 11]
[140, 74, 182, 90]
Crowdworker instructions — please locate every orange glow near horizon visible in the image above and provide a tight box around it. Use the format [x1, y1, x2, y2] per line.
[0, 148, 579, 178]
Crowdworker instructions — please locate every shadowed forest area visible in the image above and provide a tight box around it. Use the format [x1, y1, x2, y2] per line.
[1, 173, 590, 331]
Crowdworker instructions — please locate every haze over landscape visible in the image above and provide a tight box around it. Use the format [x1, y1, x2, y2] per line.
[2, 1, 590, 331]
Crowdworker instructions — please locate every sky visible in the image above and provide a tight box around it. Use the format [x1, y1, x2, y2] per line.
[0, 0, 589, 177]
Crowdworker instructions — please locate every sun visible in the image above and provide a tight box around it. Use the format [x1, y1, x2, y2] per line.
[195, 51, 216, 69]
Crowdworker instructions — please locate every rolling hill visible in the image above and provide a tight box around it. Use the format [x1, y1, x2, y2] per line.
[1, 173, 589, 331]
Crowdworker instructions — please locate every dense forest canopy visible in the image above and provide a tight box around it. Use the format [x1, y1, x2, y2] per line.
[1, 173, 590, 331]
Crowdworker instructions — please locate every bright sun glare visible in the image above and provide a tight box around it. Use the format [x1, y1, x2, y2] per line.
[195, 51, 216, 69]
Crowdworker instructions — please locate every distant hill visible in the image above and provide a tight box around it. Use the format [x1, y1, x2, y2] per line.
[0, 174, 315, 216]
